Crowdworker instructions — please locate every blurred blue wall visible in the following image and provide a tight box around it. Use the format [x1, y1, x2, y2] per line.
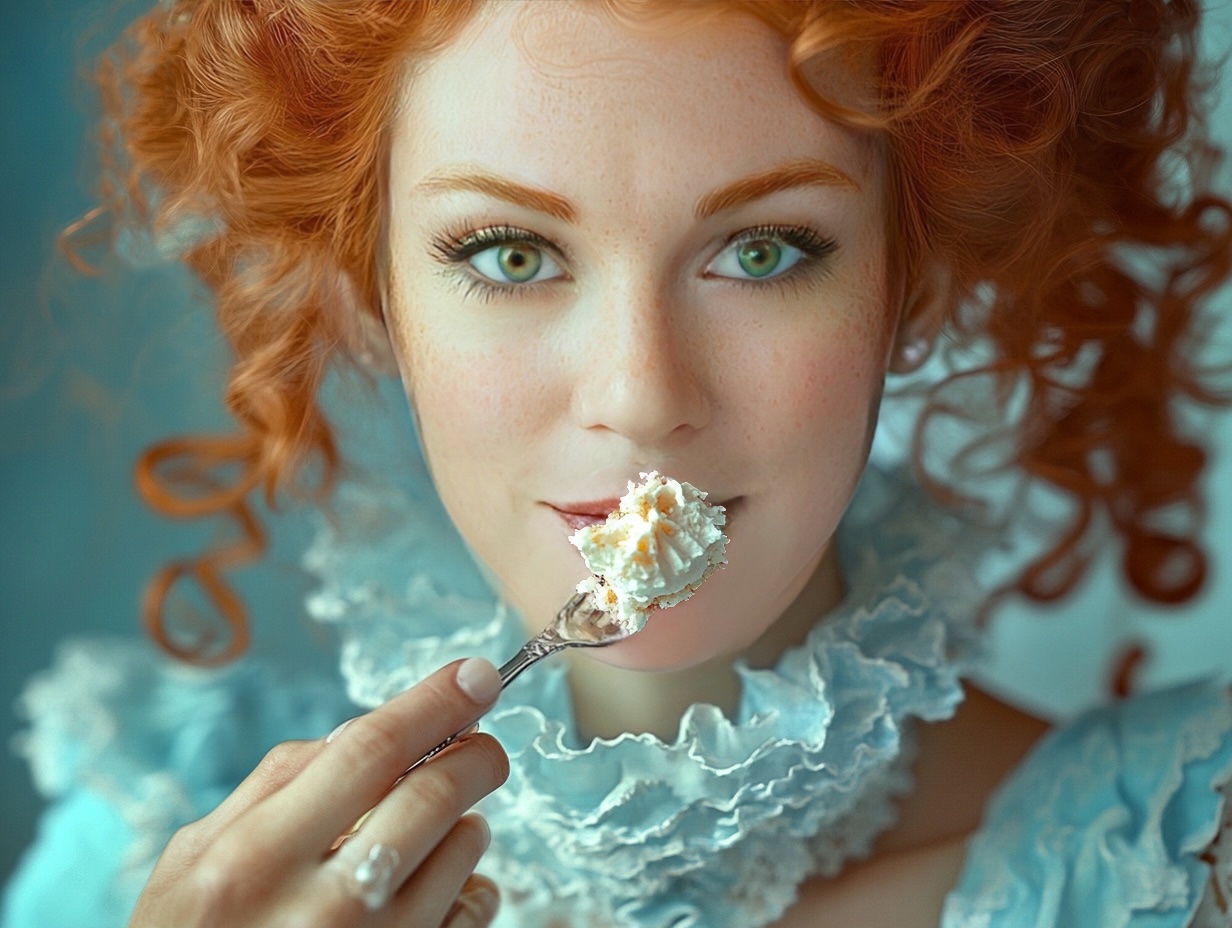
[0, 0, 347, 883]
[2, 0, 1231, 890]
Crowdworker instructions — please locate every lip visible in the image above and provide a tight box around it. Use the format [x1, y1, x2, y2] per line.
[553, 498, 623, 518]
[548, 499, 622, 532]
[547, 495, 739, 533]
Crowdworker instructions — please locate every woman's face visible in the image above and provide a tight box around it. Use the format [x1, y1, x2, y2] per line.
[385, 2, 897, 671]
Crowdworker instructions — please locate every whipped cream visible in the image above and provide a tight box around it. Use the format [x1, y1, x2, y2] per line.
[568, 471, 728, 633]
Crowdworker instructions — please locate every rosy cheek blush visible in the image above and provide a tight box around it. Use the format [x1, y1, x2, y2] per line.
[568, 471, 728, 634]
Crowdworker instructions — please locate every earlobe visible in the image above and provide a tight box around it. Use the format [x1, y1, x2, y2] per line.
[888, 261, 952, 374]
[891, 334, 934, 373]
[323, 263, 401, 376]
[347, 307, 400, 377]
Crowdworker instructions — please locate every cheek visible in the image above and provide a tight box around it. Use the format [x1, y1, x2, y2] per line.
[795, 345, 875, 427]
[401, 326, 539, 452]
[720, 314, 888, 462]
[783, 278, 895, 444]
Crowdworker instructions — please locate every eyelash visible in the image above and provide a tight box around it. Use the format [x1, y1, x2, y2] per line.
[723, 225, 839, 294]
[428, 222, 839, 303]
[429, 224, 560, 303]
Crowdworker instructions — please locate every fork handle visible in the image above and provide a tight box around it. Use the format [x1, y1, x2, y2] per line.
[497, 641, 552, 688]
[405, 731, 461, 773]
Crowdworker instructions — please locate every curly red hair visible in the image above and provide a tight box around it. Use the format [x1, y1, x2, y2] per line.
[63, 0, 1231, 663]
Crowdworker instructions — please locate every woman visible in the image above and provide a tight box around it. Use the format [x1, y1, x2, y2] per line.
[5, 1, 1231, 926]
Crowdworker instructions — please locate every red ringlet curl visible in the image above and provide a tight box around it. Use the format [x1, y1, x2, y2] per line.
[62, 0, 1231, 663]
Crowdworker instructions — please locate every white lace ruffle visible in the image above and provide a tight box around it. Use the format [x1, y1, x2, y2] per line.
[941, 682, 1232, 928]
[304, 466, 992, 928]
[13, 639, 349, 898]
[304, 481, 517, 708]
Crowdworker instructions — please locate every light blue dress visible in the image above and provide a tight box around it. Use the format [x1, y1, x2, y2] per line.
[4, 466, 1231, 927]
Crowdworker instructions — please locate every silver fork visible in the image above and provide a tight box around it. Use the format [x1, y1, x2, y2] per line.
[408, 590, 627, 770]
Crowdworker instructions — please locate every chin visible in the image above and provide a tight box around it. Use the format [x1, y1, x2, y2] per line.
[582, 638, 706, 673]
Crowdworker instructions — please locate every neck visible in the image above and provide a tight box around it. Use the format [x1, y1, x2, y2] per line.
[563, 545, 847, 742]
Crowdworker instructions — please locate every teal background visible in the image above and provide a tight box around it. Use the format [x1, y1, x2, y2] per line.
[0, 0, 352, 884]
[1, 0, 1230, 890]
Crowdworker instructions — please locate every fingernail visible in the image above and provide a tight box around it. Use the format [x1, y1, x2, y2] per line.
[448, 881, 499, 927]
[468, 884, 499, 924]
[326, 717, 356, 743]
[456, 658, 501, 704]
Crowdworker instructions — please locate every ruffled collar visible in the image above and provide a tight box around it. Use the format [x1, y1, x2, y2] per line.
[304, 466, 990, 928]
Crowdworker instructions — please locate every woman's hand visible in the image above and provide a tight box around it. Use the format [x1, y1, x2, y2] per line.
[129, 658, 509, 928]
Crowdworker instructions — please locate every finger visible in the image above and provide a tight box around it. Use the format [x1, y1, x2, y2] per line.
[170, 739, 323, 859]
[325, 724, 483, 854]
[296, 736, 504, 922]
[442, 875, 500, 928]
[335, 732, 507, 880]
[384, 814, 494, 927]
[257, 658, 502, 852]
[288, 817, 493, 928]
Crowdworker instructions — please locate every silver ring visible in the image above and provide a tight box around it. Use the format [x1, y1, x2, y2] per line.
[335, 840, 402, 911]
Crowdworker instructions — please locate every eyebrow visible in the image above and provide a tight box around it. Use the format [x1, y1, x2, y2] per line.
[415, 168, 578, 223]
[412, 157, 859, 223]
[695, 157, 860, 218]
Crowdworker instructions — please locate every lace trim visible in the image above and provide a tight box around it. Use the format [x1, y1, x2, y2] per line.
[942, 683, 1232, 928]
[305, 466, 992, 928]
[304, 481, 517, 708]
[14, 639, 349, 893]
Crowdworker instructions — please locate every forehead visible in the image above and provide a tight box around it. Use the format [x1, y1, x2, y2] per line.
[391, 1, 878, 190]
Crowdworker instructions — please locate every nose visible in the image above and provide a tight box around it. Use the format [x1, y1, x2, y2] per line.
[572, 281, 709, 445]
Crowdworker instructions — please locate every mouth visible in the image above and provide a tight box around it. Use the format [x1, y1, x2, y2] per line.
[548, 499, 622, 532]
[548, 496, 738, 532]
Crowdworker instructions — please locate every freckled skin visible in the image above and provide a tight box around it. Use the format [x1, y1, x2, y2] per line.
[384, 1, 898, 675]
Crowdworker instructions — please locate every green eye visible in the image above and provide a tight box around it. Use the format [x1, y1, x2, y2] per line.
[496, 245, 541, 282]
[469, 242, 562, 285]
[736, 239, 783, 278]
[708, 230, 807, 281]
